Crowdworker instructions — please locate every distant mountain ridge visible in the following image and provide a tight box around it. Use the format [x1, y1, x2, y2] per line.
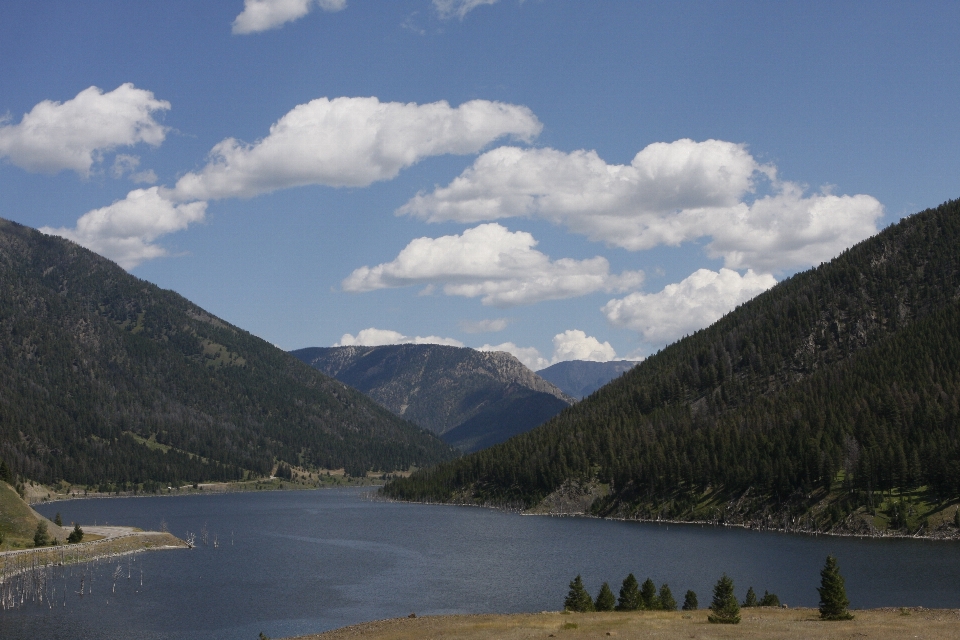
[0, 218, 454, 487]
[290, 344, 574, 452]
[537, 360, 639, 399]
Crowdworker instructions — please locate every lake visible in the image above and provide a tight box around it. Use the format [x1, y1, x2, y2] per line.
[1, 487, 958, 639]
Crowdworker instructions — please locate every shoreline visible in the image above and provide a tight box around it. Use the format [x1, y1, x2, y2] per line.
[24, 477, 384, 506]
[374, 495, 960, 543]
[0, 531, 189, 582]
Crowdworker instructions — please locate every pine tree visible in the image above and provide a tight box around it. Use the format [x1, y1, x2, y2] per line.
[616, 573, 641, 611]
[682, 590, 698, 611]
[759, 590, 780, 607]
[595, 582, 616, 611]
[0, 459, 10, 483]
[67, 523, 84, 544]
[658, 583, 677, 611]
[54, 512, 62, 527]
[33, 521, 49, 547]
[640, 577, 658, 609]
[818, 556, 853, 620]
[742, 586, 758, 607]
[708, 574, 740, 624]
[564, 575, 595, 612]
[954, 507, 960, 528]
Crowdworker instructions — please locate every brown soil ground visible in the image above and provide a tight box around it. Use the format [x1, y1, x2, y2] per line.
[289, 608, 960, 640]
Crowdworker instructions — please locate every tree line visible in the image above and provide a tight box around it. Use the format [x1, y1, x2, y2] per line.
[563, 555, 851, 623]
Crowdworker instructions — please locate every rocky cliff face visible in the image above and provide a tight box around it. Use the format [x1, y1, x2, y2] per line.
[291, 344, 574, 451]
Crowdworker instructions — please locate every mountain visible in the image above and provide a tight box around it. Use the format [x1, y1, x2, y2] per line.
[383, 199, 960, 534]
[290, 344, 574, 452]
[537, 360, 639, 399]
[0, 219, 454, 488]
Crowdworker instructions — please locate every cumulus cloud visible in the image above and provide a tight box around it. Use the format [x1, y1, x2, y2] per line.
[171, 97, 541, 201]
[459, 318, 509, 333]
[40, 188, 206, 270]
[232, 0, 346, 34]
[478, 329, 618, 370]
[434, 0, 499, 20]
[477, 341, 550, 370]
[342, 223, 644, 306]
[551, 329, 617, 362]
[603, 268, 777, 345]
[0, 84, 169, 177]
[399, 139, 883, 273]
[334, 327, 464, 347]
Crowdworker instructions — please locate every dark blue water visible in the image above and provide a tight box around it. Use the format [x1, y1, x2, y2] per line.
[0, 488, 957, 639]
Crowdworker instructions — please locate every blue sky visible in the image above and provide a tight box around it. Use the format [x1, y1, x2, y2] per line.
[2, 1, 958, 369]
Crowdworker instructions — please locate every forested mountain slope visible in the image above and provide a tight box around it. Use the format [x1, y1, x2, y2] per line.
[383, 199, 960, 533]
[290, 344, 573, 452]
[0, 219, 454, 487]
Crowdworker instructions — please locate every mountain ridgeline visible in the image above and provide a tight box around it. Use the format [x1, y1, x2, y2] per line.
[290, 344, 573, 452]
[537, 360, 639, 399]
[383, 200, 960, 533]
[0, 219, 455, 488]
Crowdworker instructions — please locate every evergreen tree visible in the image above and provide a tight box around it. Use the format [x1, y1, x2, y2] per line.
[0, 459, 10, 483]
[640, 577, 658, 609]
[954, 507, 960, 528]
[818, 556, 853, 620]
[682, 590, 698, 611]
[759, 591, 780, 607]
[616, 573, 641, 611]
[742, 586, 758, 607]
[67, 523, 84, 544]
[54, 512, 62, 527]
[33, 521, 49, 547]
[595, 582, 616, 612]
[708, 574, 740, 624]
[658, 583, 677, 610]
[564, 575, 595, 612]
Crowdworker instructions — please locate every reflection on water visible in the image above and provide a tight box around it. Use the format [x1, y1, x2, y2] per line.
[0, 487, 954, 639]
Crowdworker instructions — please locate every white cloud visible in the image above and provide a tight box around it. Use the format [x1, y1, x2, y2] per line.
[342, 223, 644, 306]
[551, 329, 617, 362]
[335, 327, 464, 347]
[40, 187, 206, 270]
[434, 0, 499, 20]
[110, 154, 158, 184]
[603, 268, 777, 345]
[232, 0, 346, 34]
[171, 97, 541, 201]
[0, 84, 170, 177]
[477, 341, 550, 370]
[399, 140, 883, 273]
[703, 183, 883, 273]
[478, 328, 618, 370]
[459, 318, 509, 333]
